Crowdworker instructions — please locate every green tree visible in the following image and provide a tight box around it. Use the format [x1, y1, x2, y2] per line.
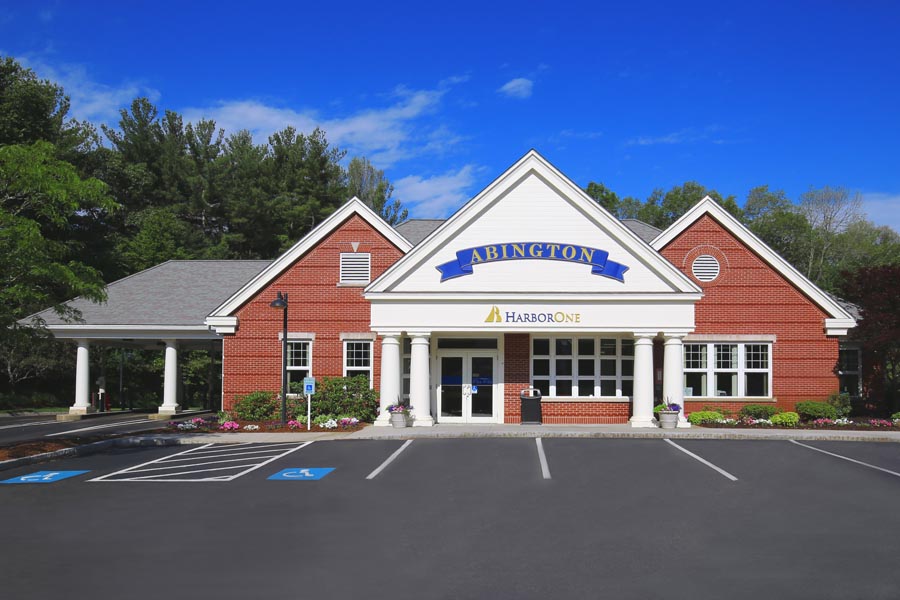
[348, 156, 407, 225]
[0, 141, 117, 389]
[585, 181, 620, 216]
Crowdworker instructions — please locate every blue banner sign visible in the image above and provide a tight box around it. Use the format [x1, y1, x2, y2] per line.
[1, 470, 90, 484]
[436, 242, 629, 282]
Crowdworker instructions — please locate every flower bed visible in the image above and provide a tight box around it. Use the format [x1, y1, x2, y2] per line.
[166, 415, 366, 434]
[694, 415, 900, 431]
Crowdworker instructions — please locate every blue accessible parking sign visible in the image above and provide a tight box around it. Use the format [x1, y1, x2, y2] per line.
[1, 470, 90, 484]
[268, 468, 333, 481]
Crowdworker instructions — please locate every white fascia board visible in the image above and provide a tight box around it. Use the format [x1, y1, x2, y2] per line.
[205, 315, 238, 334]
[365, 292, 703, 302]
[825, 318, 856, 336]
[652, 197, 857, 329]
[366, 150, 702, 295]
[46, 325, 221, 340]
[210, 198, 412, 318]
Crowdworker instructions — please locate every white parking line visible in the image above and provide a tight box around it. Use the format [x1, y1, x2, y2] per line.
[366, 440, 413, 480]
[0, 420, 59, 431]
[90, 442, 313, 482]
[790, 440, 900, 479]
[45, 418, 150, 437]
[535, 438, 552, 479]
[664, 439, 739, 482]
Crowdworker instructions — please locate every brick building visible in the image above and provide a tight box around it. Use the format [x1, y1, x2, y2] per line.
[40, 151, 857, 425]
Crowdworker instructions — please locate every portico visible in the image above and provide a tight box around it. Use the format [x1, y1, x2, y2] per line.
[366, 152, 701, 427]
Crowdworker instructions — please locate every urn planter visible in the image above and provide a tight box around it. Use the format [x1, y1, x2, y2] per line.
[390, 412, 409, 428]
[658, 410, 679, 429]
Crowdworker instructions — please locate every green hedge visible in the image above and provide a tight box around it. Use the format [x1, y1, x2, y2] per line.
[827, 392, 852, 418]
[311, 376, 379, 422]
[688, 410, 724, 425]
[770, 411, 800, 427]
[795, 401, 838, 421]
[739, 404, 782, 419]
[232, 391, 306, 421]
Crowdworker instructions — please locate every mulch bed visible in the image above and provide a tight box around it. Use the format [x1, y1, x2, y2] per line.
[168, 420, 368, 434]
[698, 424, 899, 431]
[0, 434, 132, 461]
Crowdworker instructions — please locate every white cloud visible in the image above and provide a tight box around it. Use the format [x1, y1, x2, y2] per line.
[393, 164, 483, 218]
[14, 55, 160, 126]
[498, 78, 533, 99]
[861, 191, 900, 233]
[183, 84, 463, 168]
[626, 125, 733, 146]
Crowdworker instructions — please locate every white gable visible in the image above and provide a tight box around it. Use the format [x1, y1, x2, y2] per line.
[369, 151, 699, 297]
[366, 151, 701, 335]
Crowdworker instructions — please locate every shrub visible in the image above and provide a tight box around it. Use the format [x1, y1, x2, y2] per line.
[312, 376, 379, 421]
[688, 410, 724, 425]
[232, 391, 279, 421]
[795, 401, 838, 421]
[892, 411, 900, 421]
[739, 404, 783, 419]
[770, 412, 800, 427]
[827, 392, 852, 418]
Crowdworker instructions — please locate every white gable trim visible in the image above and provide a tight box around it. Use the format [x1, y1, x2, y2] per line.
[651, 197, 856, 335]
[207, 198, 411, 327]
[366, 150, 701, 296]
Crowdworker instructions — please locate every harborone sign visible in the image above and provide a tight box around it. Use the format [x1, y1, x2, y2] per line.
[436, 242, 629, 282]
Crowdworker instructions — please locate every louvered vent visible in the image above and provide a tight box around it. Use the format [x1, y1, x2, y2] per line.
[340, 253, 371, 284]
[691, 255, 720, 282]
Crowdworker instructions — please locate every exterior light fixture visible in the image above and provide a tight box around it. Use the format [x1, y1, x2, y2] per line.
[269, 291, 288, 427]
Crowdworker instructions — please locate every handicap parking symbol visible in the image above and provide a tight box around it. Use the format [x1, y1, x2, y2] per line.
[268, 468, 334, 481]
[1, 470, 90, 484]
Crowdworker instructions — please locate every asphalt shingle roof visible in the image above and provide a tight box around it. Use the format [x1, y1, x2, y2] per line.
[32, 260, 270, 327]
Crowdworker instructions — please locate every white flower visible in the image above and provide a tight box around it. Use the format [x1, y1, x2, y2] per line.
[243, 424, 260, 431]
[323, 419, 338, 429]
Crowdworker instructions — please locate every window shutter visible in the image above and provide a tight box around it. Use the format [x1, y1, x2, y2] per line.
[340, 253, 371, 284]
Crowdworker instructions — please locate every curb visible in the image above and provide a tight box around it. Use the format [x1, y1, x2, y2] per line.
[345, 430, 900, 442]
[0, 435, 186, 472]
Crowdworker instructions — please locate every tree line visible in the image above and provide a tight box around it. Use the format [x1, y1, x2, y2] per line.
[1, 55, 897, 410]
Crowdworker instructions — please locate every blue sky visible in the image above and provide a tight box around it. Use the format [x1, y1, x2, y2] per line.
[2, 0, 899, 230]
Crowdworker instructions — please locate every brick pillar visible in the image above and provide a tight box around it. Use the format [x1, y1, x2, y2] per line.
[504, 333, 530, 423]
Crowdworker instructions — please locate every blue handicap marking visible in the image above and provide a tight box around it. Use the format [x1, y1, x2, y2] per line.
[268, 468, 334, 481]
[1, 470, 90, 484]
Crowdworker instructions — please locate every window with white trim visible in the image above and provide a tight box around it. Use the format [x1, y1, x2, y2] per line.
[340, 253, 371, 284]
[287, 340, 311, 392]
[344, 340, 373, 384]
[683, 342, 771, 397]
[531, 336, 634, 398]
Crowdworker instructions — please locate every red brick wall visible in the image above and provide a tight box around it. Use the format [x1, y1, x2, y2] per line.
[660, 214, 840, 413]
[221, 214, 406, 410]
[503, 332, 630, 424]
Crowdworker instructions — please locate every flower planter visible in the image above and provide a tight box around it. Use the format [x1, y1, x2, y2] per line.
[390, 413, 409, 428]
[658, 410, 679, 429]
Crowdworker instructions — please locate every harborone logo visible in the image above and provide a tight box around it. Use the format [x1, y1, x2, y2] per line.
[435, 242, 629, 282]
[485, 306, 581, 324]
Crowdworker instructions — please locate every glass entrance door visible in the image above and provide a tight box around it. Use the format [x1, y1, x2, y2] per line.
[438, 353, 496, 423]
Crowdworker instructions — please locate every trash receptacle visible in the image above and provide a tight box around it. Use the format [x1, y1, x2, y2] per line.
[520, 388, 542, 424]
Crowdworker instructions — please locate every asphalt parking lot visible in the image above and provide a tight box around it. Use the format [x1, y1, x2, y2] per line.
[2, 438, 899, 599]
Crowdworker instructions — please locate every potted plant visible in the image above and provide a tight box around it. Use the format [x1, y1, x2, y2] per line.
[386, 403, 412, 428]
[656, 401, 681, 429]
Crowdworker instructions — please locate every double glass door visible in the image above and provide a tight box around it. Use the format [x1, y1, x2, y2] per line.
[438, 353, 496, 423]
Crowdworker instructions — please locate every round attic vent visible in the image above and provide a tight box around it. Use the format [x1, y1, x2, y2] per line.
[692, 255, 720, 282]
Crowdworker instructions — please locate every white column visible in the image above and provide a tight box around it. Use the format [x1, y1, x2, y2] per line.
[663, 334, 690, 427]
[375, 334, 401, 426]
[630, 334, 656, 427]
[159, 340, 181, 415]
[409, 333, 433, 427]
[70, 339, 94, 415]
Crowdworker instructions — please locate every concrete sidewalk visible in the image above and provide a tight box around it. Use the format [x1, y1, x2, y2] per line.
[171, 423, 900, 444]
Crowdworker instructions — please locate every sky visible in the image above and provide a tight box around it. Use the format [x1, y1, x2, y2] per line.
[2, 0, 899, 230]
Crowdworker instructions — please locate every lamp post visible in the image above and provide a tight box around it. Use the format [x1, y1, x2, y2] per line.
[269, 291, 289, 427]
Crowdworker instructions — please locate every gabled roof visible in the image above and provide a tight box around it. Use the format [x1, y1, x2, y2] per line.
[651, 196, 856, 335]
[28, 260, 270, 328]
[367, 150, 701, 296]
[207, 198, 412, 324]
